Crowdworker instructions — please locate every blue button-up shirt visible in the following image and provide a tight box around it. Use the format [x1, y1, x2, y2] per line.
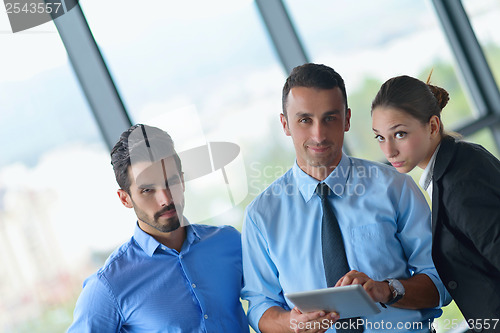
[241, 153, 450, 332]
[68, 223, 249, 333]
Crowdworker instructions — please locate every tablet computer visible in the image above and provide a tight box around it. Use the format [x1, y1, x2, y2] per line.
[285, 285, 381, 319]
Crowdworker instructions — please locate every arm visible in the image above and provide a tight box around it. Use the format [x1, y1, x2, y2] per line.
[241, 209, 338, 333]
[240, 210, 287, 331]
[259, 307, 290, 333]
[67, 274, 122, 332]
[336, 270, 438, 309]
[336, 175, 449, 309]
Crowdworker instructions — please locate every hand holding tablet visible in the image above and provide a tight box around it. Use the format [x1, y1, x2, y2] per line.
[285, 285, 381, 319]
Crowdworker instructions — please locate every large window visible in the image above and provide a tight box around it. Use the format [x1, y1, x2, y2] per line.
[0, 11, 133, 333]
[463, 0, 500, 88]
[284, 0, 497, 163]
[2, 1, 499, 331]
[79, 0, 288, 228]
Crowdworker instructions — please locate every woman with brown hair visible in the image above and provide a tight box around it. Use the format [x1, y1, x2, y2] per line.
[371, 74, 500, 328]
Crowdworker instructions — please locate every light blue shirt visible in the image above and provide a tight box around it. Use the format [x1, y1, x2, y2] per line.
[241, 153, 451, 333]
[68, 223, 249, 333]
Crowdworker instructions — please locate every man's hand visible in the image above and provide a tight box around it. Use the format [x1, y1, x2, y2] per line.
[335, 270, 440, 309]
[259, 306, 339, 333]
[289, 307, 339, 333]
[335, 270, 392, 304]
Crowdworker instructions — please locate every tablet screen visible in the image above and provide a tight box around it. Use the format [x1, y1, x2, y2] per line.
[285, 285, 381, 319]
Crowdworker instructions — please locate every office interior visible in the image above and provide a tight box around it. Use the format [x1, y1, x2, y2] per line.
[0, 0, 499, 332]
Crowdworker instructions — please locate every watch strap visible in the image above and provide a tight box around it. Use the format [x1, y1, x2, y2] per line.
[384, 279, 404, 306]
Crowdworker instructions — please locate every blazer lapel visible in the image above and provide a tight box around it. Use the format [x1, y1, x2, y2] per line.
[431, 136, 457, 240]
[431, 184, 439, 239]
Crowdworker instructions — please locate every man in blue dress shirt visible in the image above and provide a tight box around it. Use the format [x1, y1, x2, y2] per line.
[241, 64, 450, 333]
[68, 124, 249, 332]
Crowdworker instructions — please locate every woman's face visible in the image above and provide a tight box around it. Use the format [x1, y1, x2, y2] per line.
[372, 106, 434, 173]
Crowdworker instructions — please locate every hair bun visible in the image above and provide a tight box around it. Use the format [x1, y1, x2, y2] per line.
[427, 84, 449, 111]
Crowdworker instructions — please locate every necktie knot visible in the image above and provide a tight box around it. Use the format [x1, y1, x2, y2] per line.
[315, 182, 331, 199]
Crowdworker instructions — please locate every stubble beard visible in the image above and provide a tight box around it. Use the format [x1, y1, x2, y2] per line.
[134, 204, 181, 233]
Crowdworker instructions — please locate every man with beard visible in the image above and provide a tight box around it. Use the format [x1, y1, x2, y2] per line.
[68, 124, 249, 332]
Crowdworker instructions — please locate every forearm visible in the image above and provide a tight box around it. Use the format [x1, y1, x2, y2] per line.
[259, 306, 292, 333]
[392, 274, 439, 309]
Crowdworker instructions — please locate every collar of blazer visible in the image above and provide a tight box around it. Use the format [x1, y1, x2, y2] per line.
[432, 135, 457, 183]
[430, 135, 457, 239]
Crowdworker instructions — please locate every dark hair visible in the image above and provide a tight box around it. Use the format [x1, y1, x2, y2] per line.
[371, 75, 449, 134]
[110, 124, 182, 193]
[282, 63, 348, 116]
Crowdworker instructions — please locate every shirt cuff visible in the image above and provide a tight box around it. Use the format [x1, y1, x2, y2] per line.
[248, 300, 289, 333]
[423, 272, 452, 308]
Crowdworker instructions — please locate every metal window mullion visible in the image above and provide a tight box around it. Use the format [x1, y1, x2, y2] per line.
[432, 0, 500, 149]
[455, 114, 500, 137]
[51, 3, 132, 150]
[254, 0, 308, 75]
[254, 0, 353, 155]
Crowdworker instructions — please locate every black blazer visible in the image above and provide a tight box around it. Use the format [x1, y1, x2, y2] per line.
[431, 136, 500, 329]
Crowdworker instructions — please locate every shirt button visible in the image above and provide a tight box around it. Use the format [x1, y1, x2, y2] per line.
[448, 281, 458, 290]
[204, 314, 208, 320]
[191, 283, 196, 288]
[179, 254, 183, 259]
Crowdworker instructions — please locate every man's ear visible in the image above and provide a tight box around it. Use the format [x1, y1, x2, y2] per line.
[117, 189, 133, 208]
[280, 113, 291, 136]
[344, 108, 351, 132]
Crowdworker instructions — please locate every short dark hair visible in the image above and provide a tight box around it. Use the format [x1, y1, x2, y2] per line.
[371, 75, 449, 134]
[110, 124, 182, 193]
[282, 63, 349, 116]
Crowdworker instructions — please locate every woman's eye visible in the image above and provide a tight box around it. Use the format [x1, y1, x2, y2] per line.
[395, 132, 407, 139]
[374, 135, 384, 142]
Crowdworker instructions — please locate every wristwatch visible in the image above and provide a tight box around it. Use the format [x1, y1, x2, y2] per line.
[384, 279, 405, 306]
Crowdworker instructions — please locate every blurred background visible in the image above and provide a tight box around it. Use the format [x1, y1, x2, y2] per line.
[1, 0, 499, 331]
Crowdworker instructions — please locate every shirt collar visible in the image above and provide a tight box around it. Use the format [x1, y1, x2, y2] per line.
[293, 152, 351, 202]
[133, 219, 200, 257]
[419, 144, 440, 191]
